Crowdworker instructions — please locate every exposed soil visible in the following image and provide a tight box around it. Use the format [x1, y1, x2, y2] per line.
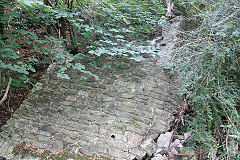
[0, 27, 52, 131]
[0, 17, 74, 131]
[0, 63, 49, 131]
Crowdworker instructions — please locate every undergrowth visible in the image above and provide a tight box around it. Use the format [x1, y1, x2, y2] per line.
[0, 0, 165, 88]
[173, 0, 240, 159]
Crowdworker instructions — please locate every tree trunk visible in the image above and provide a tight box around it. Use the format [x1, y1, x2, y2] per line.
[0, 3, 4, 35]
[165, 0, 190, 17]
[59, 17, 67, 39]
[44, 0, 53, 7]
[166, 0, 174, 17]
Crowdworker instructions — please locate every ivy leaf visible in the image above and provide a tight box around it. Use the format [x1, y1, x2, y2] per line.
[109, 28, 119, 32]
[130, 56, 145, 62]
[95, 48, 108, 56]
[103, 63, 112, 69]
[44, 6, 53, 13]
[72, 63, 85, 70]
[57, 72, 70, 80]
[115, 35, 124, 39]
[28, 65, 36, 72]
[58, 65, 68, 72]
[89, 50, 96, 55]
[28, 56, 38, 63]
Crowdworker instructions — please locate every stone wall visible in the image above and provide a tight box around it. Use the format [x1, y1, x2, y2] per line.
[0, 17, 183, 160]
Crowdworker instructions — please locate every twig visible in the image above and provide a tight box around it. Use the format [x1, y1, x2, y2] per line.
[167, 131, 174, 160]
[168, 151, 206, 156]
[226, 135, 229, 160]
[225, 57, 240, 77]
[44, 0, 53, 7]
[195, 72, 210, 93]
[0, 77, 12, 106]
[226, 113, 240, 135]
[191, 5, 203, 13]
[187, 155, 194, 160]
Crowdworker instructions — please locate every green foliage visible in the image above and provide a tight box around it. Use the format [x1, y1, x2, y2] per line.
[0, 0, 165, 87]
[175, 0, 213, 14]
[0, 29, 35, 86]
[80, 0, 164, 61]
[174, 0, 240, 158]
[107, 0, 165, 35]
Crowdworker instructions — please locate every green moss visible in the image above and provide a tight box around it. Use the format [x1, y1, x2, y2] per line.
[130, 119, 136, 123]
[134, 124, 142, 129]
[100, 154, 112, 160]
[12, 142, 39, 158]
[151, 139, 157, 144]
[39, 150, 51, 159]
[12, 142, 33, 155]
[181, 147, 197, 160]
[137, 146, 144, 151]
[12, 142, 92, 160]
[15, 108, 29, 115]
[39, 151, 92, 160]
[130, 119, 142, 129]
[116, 127, 125, 133]
[62, 140, 69, 149]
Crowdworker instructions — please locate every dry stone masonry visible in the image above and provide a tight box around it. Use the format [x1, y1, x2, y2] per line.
[0, 16, 184, 159]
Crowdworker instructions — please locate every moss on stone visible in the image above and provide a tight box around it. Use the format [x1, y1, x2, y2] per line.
[12, 142, 93, 160]
[99, 154, 112, 160]
[134, 124, 142, 129]
[62, 140, 69, 149]
[12, 142, 34, 154]
[116, 127, 125, 133]
[12, 142, 39, 159]
[130, 119, 142, 129]
[151, 139, 157, 144]
[130, 119, 136, 123]
[15, 107, 29, 115]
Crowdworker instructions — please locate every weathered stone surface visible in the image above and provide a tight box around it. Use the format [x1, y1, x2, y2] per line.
[157, 132, 173, 148]
[151, 154, 168, 160]
[140, 136, 157, 155]
[0, 17, 183, 160]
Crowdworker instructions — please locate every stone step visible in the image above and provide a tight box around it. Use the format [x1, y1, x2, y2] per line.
[0, 141, 12, 156]
[0, 59, 181, 159]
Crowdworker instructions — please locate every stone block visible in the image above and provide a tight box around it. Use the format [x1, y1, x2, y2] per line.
[157, 132, 173, 148]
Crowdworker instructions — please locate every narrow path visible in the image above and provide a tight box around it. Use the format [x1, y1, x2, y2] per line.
[0, 17, 183, 160]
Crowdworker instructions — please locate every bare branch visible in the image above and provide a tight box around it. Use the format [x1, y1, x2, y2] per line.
[0, 77, 12, 106]
[44, 0, 53, 7]
[166, 0, 174, 17]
